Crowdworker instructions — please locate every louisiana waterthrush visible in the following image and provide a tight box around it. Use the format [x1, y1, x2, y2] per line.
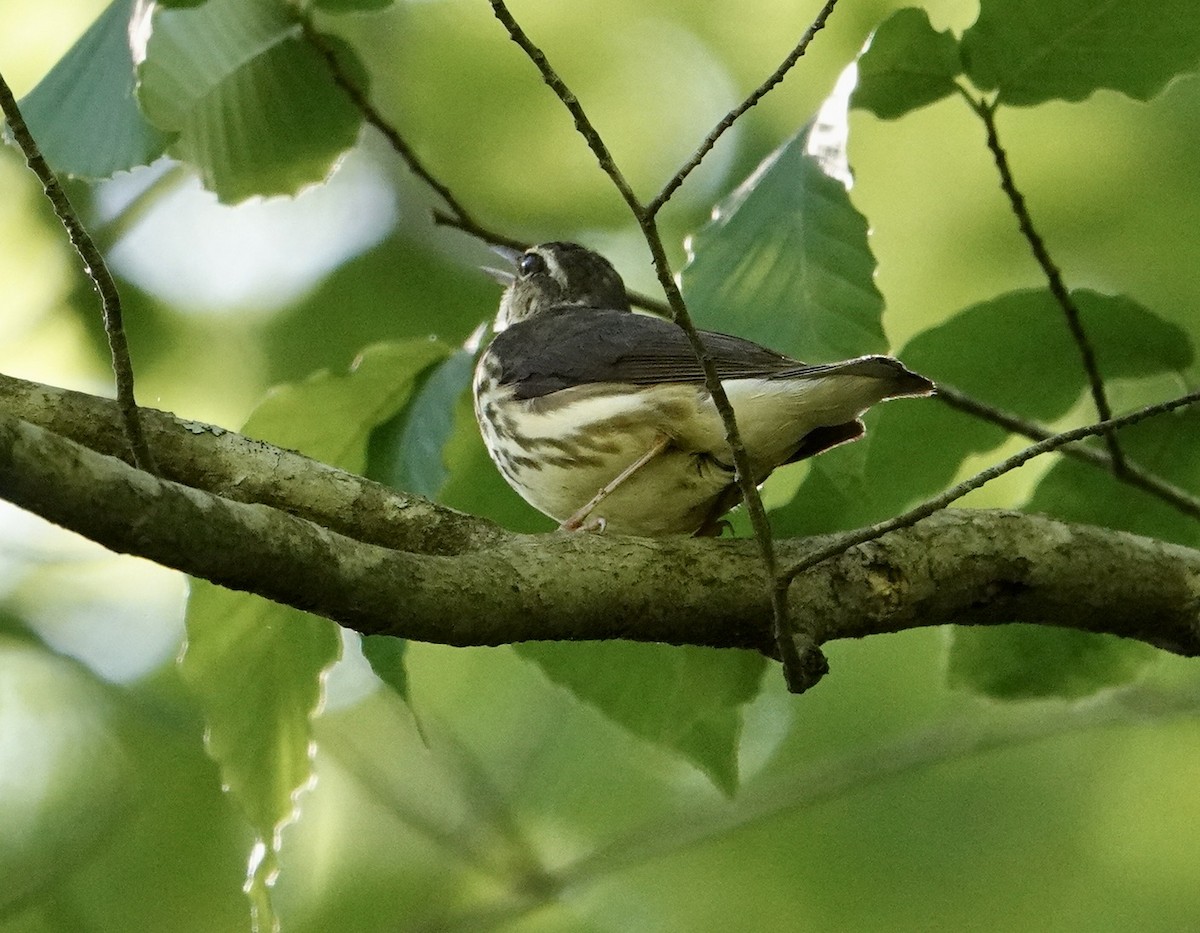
[473, 242, 934, 536]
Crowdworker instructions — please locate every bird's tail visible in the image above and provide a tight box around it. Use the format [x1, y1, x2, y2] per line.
[779, 355, 935, 399]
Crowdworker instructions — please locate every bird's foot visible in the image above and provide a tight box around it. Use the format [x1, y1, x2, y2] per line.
[559, 514, 607, 533]
[694, 518, 732, 538]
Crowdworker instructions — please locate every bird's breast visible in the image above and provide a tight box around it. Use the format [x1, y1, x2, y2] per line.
[473, 357, 734, 533]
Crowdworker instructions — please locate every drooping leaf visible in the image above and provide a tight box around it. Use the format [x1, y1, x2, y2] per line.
[516, 641, 767, 795]
[181, 339, 446, 915]
[243, 340, 450, 470]
[360, 634, 409, 698]
[680, 68, 886, 363]
[366, 346, 477, 499]
[138, 0, 364, 202]
[181, 584, 339, 841]
[12, 0, 171, 179]
[772, 289, 1194, 535]
[961, 0, 1200, 105]
[947, 625, 1159, 700]
[853, 7, 963, 119]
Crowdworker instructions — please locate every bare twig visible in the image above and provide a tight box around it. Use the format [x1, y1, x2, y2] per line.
[936, 383, 1200, 521]
[428, 208, 528, 253]
[963, 90, 1125, 472]
[307, 15, 676, 318]
[647, 0, 842, 217]
[783, 389, 1200, 588]
[486, 0, 804, 682]
[432, 208, 672, 314]
[301, 20, 484, 234]
[486, 0, 642, 217]
[0, 68, 156, 472]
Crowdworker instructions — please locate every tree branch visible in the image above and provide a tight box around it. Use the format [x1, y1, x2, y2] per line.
[0, 372, 502, 556]
[647, 0, 842, 217]
[965, 91, 1125, 471]
[0, 396, 1197, 669]
[302, 18, 673, 315]
[0, 68, 155, 472]
[936, 383, 1200, 521]
[783, 388, 1200, 588]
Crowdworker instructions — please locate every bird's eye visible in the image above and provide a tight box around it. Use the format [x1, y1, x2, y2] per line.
[519, 252, 546, 276]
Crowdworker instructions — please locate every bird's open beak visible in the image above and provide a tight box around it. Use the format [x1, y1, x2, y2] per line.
[481, 243, 524, 287]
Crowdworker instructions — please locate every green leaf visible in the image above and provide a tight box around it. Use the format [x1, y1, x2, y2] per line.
[244, 339, 450, 470]
[359, 344, 469, 700]
[360, 634, 409, 698]
[367, 347, 477, 499]
[961, 0, 1200, 105]
[947, 625, 1159, 700]
[900, 289, 1193, 415]
[181, 584, 337, 930]
[12, 0, 171, 179]
[1015, 411, 1198, 694]
[680, 75, 887, 363]
[515, 642, 766, 795]
[771, 289, 1193, 535]
[853, 7, 963, 119]
[180, 339, 446, 914]
[181, 586, 339, 836]
[892, 290, 1190, 700]
[138, 0, 364, 202]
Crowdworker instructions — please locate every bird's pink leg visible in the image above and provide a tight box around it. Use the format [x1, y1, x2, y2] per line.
[560, 434, 672, 532]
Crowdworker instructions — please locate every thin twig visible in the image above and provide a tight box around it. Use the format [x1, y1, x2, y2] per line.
[936, 383, 1200, 521]
[301, 19, 484, 233]
[486, 0, 642, 217]
[428, 207, 528, 253]
[782, 389, 1200, 588]
[0, 68, 155, 472]
[433, 208, 673, 314]
[963, 90, 1125, 472]
[486, 0, 805, 680]
[647, 0, 842, 217]
[640, 216, 809, 686]
[307, 16, 676, 318]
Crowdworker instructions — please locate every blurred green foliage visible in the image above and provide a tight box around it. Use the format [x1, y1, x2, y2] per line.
[1, 0, 1200, 930]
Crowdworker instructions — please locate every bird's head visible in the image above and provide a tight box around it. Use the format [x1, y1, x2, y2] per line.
[488, 241, 630, 331]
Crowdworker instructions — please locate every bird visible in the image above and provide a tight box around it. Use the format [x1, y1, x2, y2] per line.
[473, 241, 934, 537]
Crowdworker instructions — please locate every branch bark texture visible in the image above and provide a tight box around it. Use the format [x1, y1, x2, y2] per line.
[1, 379, 1197, 661]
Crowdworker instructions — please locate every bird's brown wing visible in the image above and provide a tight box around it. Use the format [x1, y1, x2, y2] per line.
[490, 306, 932, 401]
[491, 306, 832, 400]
